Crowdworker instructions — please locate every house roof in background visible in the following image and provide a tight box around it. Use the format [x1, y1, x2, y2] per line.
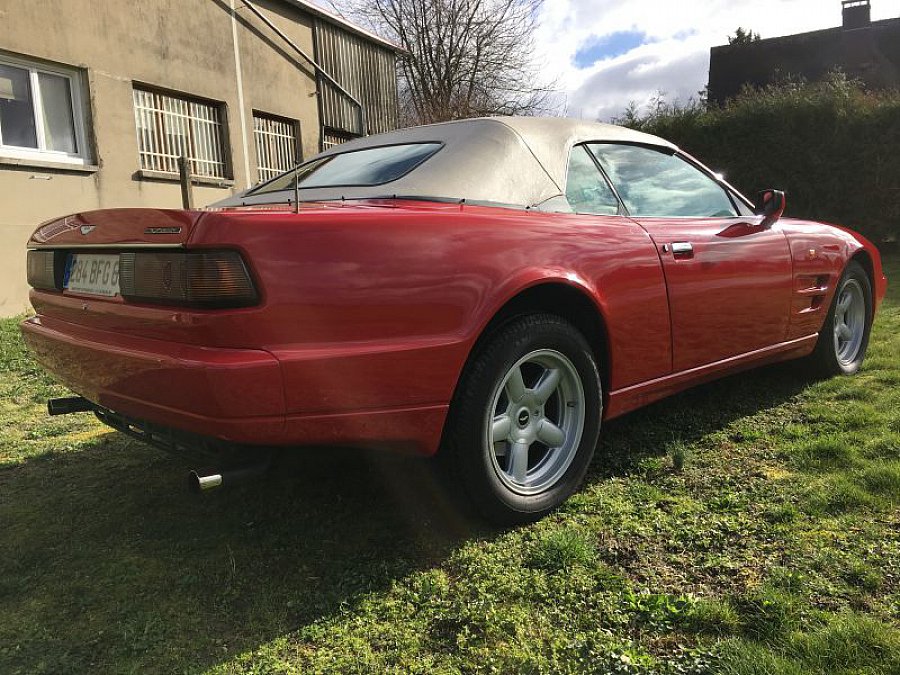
[276, 0, 403, 52]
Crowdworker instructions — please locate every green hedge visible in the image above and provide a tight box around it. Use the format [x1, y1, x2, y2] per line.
[619, 74, 900, 245]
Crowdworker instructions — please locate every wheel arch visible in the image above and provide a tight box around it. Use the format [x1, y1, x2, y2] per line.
[453, 280, 612, 409]
[849, 248, 875, 293]
[821, 221, 886, 310]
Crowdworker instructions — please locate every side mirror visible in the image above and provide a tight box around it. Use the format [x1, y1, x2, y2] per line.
[754, 189, 786, 228]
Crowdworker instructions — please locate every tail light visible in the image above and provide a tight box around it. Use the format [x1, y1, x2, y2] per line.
[26, 250, 62, 291]
[119, 250, 258, 308]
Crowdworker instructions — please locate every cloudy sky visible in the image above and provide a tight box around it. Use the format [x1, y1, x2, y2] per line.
[317, 0, 900, 122]
[534, 0, 900, 120]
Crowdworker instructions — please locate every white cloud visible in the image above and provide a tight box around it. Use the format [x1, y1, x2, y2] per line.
[565, 42, 709, 121]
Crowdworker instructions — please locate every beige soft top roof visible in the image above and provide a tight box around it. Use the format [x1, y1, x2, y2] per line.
[218, 116, 677, 209]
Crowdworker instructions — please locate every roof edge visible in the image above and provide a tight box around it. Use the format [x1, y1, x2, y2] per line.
[276, 0, 404, 52]
[711, 14, 900, 50]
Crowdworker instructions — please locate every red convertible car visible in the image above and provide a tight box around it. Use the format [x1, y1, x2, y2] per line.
[22, 117, 887, 523]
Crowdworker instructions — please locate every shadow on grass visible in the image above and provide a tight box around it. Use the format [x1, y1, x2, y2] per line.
[0, 441, 487, 674]
[0, 360, 816, 674]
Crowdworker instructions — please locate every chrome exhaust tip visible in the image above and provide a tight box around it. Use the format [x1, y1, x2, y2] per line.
[188, 458, 271, 493]
[189, 471, 223, 492]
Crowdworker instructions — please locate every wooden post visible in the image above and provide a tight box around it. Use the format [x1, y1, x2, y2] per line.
[293, 144, 302, 213]
[178, 155, 194, 210]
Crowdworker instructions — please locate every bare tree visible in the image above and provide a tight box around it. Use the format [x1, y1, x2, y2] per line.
[332, 0, 557, 125]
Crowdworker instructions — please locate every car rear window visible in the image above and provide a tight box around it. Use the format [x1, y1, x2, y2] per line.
[250, 142, 442, 195]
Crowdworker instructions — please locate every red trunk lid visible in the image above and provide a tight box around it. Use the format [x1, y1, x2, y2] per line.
[29, 208, 203, 248]
[27, 208, 218, 345]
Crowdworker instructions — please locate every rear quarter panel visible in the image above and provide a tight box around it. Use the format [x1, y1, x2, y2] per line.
[191, 202, 672, 416]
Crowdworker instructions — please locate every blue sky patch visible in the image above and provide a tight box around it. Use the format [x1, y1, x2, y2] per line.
[573, 30, 648, 68]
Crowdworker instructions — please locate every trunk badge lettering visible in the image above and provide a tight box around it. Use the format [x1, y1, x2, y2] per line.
[145, 227, 182, 235]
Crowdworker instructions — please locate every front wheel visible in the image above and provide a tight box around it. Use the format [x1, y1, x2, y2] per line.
[809, 260, 873, 376]
[442, 314, 602, 525]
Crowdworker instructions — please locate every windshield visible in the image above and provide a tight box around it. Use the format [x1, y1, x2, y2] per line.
[249, 142, 443, 196]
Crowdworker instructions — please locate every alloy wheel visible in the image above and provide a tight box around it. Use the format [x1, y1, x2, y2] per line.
[833, 278, 866, 366]
[484, 349, 586, 496]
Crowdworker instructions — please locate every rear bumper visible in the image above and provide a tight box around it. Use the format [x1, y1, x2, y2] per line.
[20, 316, 449, 454]
[21, 316, 287, 444]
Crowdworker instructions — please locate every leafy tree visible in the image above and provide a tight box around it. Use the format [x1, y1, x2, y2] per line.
[728, 27, 762, 45]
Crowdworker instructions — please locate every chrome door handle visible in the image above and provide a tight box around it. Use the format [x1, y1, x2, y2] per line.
[671, 242, 694, 258]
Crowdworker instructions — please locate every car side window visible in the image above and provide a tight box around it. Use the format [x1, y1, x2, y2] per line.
[587, 143, 738, 218]
[565, 145, 620, 216]
[729, 188, 756, 216]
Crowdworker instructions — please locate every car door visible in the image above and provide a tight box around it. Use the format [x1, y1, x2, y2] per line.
[586, 143, 793, 373]
[562, 144, 674, 388]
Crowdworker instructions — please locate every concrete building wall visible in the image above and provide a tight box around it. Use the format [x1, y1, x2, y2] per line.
[0, 0, 337, 315]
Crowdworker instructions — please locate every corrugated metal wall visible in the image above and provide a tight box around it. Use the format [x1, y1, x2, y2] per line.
[313, 19, 399, 146]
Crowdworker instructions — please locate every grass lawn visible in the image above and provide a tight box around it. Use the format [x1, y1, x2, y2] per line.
[1, 254, 898, 674]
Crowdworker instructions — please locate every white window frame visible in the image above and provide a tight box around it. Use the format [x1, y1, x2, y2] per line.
[252, 111, 300, 183]
[0, 53, 91, 166]
[132, 86, 230, 180]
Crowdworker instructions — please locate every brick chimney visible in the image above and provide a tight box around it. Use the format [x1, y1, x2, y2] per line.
[842, 0, 872, 29]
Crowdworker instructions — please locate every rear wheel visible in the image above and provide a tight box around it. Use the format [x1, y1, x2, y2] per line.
[809, 260, 873, 376]
[443, 314, 602, 525]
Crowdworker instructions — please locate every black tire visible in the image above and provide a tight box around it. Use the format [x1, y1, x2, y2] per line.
[808, 260, 873, 377]
[441, 314, 602, 525]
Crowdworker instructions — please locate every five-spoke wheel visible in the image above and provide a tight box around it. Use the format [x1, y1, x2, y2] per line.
[443, 314, 601, 525]
[486, 350, 585, 495]
[811, 260, 873, 376]
[833, 277, 866, 367]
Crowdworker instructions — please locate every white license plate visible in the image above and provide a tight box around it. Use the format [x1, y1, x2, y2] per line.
[65, 254, 120, 297]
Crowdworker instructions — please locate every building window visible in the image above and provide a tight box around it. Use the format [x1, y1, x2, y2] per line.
[253, 111, 299, 183]
[0, 54, 90, 165]
[133, 87, 228, 179]
[323, 128, 357, 151]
